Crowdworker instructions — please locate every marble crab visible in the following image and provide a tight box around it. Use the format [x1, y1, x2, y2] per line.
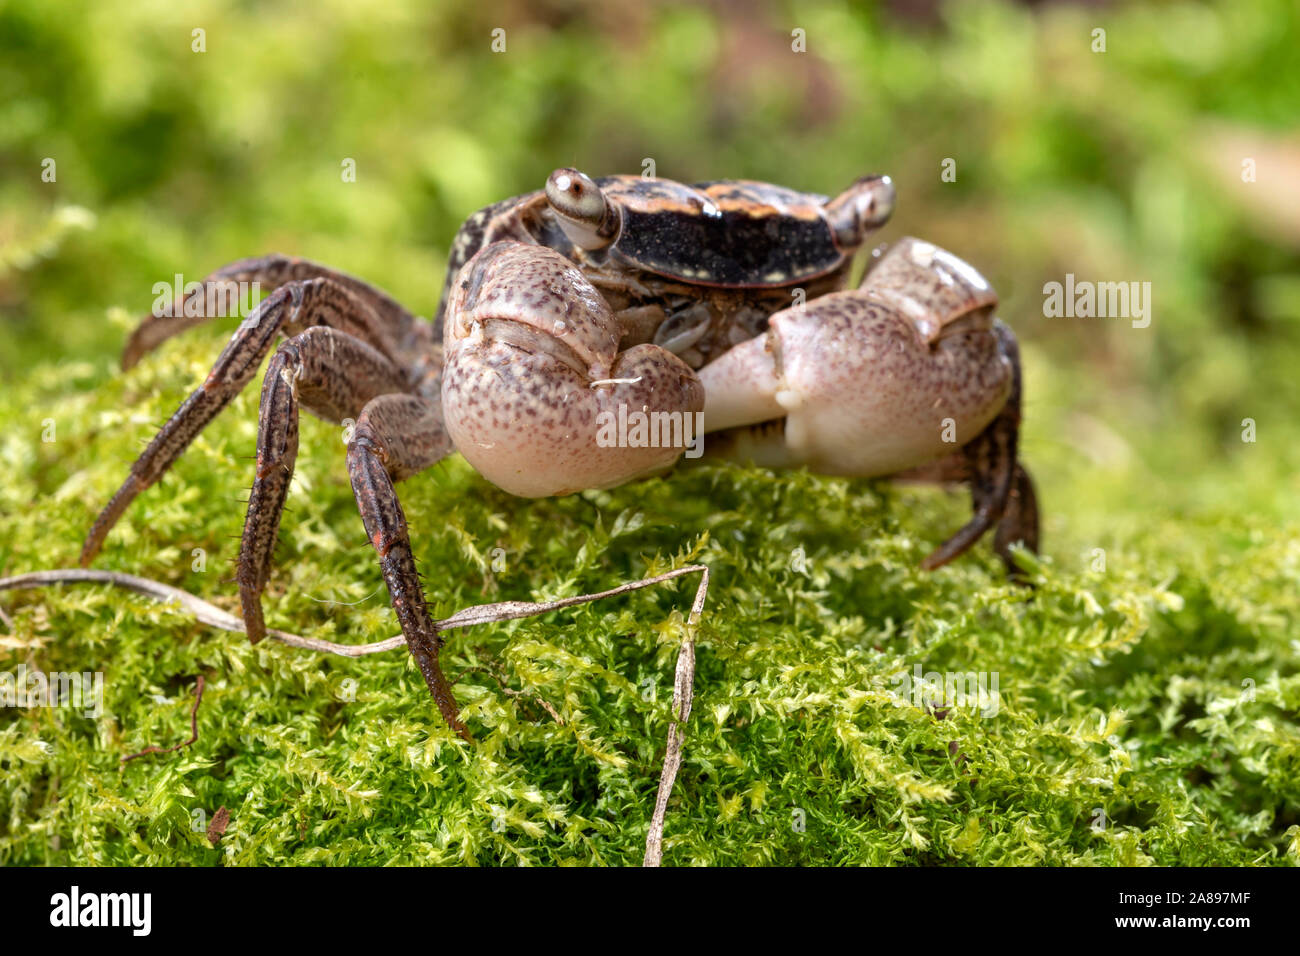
[81, 167, 1038, 738]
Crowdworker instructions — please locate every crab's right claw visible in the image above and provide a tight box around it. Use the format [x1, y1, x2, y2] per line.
[442, 241, 703, 498]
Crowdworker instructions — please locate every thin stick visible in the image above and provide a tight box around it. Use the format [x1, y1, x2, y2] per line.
[643, 566, 707, 868]
[0, 569, 404, 656]
[121, 675, 205, 762]
[0, 567, 705, 652]
[0, 564, 708, 865]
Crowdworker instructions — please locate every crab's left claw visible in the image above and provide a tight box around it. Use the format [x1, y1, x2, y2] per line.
[698, 237, 1038, 573]
[698, 237, 1008, 476]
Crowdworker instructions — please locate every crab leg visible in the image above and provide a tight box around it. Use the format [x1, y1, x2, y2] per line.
[887, 322, 1039, 572]
[122, 254, 419, 370]
[917, 321, 1034, 572]
[995, 464, 1040, 570]
[345, 394, 463, 737]
[239, 327, 414, 642]
[82, 278, 413, 566]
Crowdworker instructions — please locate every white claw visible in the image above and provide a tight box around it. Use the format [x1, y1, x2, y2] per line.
[699, 238, 1012, 478]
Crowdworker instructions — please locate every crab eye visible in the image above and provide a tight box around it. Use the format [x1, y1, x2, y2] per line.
[861, 175, 895, 227]
[546, 167, 620, 251]
[826, 174, 896, 249]
[547, 168, 603, 222]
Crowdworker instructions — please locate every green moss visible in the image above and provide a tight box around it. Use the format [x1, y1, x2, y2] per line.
[1, 322, 1297, 865]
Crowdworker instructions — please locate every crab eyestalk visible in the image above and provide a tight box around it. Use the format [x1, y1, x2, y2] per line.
[545, 167, 622, 251]
[824, 174, 895, 250]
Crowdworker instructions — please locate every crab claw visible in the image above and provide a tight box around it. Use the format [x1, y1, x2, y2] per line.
[545, 167, 623, 251]
[824, 174, 895, 250]
[697, 237, 1009, 477]
[442, 241, 703, 497]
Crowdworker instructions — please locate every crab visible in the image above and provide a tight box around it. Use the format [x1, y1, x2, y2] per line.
[79, 167, 1038, 741]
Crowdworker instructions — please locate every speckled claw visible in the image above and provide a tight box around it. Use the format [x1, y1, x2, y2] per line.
[442, 241, 704, 497]
[698, 237, 1012, 477]
[696, 237, 1038, 571]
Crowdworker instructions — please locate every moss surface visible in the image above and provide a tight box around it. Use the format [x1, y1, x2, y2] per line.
[1, 323, 1297, 865]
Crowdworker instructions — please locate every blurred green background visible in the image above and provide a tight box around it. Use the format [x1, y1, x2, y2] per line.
[3, 0, 1299, 554]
